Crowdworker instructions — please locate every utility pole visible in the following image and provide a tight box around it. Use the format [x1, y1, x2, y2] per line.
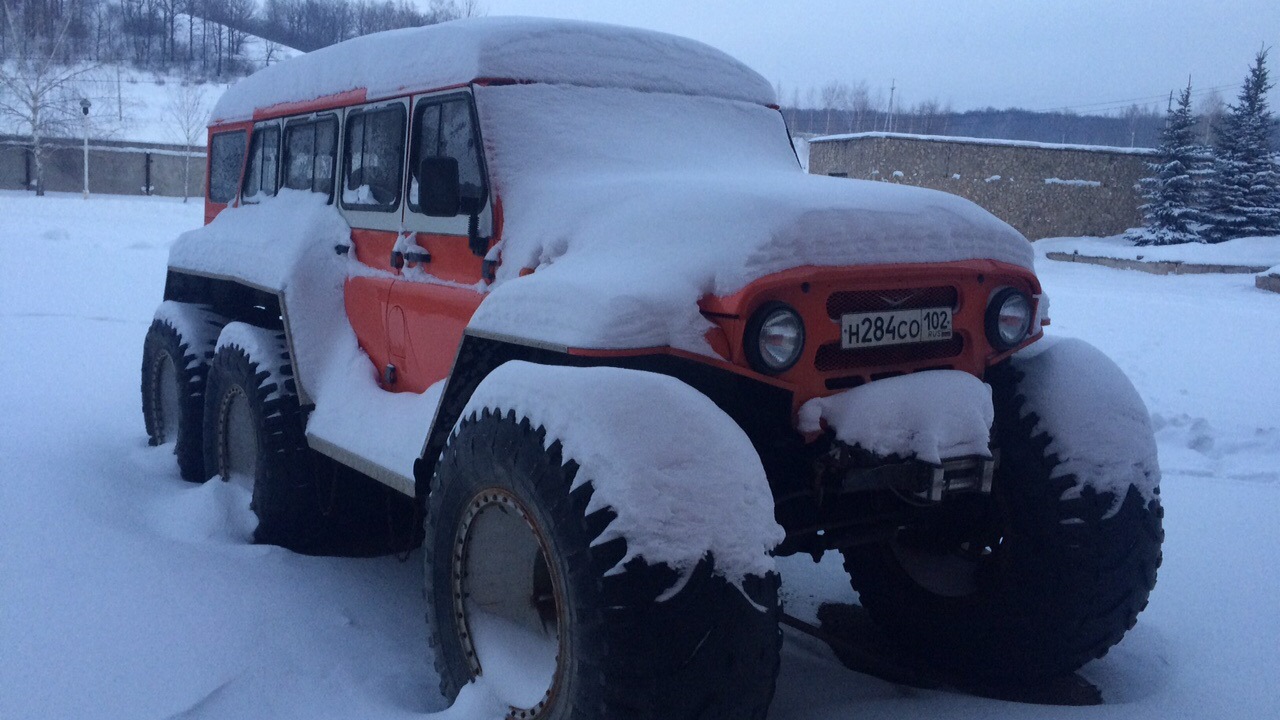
[884, 80, 896, 133]
[80, 98, 92, 199]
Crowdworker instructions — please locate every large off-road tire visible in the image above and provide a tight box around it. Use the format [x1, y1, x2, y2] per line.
[842, 362, 1163, 683]
[202, 324, 333, 553]
[141, 310, 221, 481]
[424, 409, 781, 720]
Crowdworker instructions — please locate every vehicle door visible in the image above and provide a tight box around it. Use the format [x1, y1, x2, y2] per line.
[384, 90, 494, 393]
[336, 99, 410, 385]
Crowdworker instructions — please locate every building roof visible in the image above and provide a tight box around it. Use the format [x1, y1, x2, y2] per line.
[210, 17, 776, 124]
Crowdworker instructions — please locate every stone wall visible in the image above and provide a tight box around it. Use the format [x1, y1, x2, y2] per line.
[1, 135, 206, 199]
[808, 133, 1154, 240]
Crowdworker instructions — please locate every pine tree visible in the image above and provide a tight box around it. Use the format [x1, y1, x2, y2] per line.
[1203, 49, 1280, 242]
[1126, 83, 1209, 245]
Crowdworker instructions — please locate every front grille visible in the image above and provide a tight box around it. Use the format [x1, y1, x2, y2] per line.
[814, 335, 965, 372]
[826, 286, 958, 319]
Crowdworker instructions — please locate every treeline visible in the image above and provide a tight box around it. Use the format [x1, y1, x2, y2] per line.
[785, 104, 1173, 149]
[256, 0, 473, 52]
[782, 78, 1279, 151]
[0, 0, 471, 78]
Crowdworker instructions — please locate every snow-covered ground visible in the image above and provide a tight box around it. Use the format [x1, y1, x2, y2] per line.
[1038, 234, 1280, 269]
[1, 191, 1278, 719]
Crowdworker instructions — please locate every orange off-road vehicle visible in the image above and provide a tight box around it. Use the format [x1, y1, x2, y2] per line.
[141, 17, 1163, 719]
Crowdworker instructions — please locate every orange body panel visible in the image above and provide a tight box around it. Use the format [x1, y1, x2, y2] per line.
[408, 233, 484, 284]
[252, 89, 368, 122]
[350, 229, 400, 274]
[388, 282, 483, 392]
[714, 260, 1041, 410]
[573, 260, 1042, 419]
[344, 275, 394, 379]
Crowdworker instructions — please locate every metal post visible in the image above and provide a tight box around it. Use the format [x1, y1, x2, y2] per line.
[80, 98, 92, 199]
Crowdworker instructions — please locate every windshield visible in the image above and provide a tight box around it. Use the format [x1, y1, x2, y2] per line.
[474, 84, 800, 184]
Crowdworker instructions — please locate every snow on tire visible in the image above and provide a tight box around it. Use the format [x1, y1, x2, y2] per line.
[842, 340, 1163, 683]
[202, 322, 332, 554]
[424, 409, 781, 720]
[141, 302, 225, 482]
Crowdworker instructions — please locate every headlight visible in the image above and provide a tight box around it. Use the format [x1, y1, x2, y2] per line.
[985, 288, 1033, 350]
[746, 302, 805, 374]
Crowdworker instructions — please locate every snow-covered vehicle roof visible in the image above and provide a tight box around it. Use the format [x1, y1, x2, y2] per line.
[210, 16, 777, 124]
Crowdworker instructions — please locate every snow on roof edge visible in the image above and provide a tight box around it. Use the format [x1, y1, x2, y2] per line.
[210, 17, 776, 124]
[809, 131, 1157, 156]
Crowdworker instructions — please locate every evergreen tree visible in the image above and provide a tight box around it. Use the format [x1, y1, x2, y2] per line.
[1126, 83, 1209, 245]
[1203, 49, 1280, 242]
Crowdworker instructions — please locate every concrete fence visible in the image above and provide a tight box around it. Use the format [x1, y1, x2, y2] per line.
[1, 134, 206, 199]
[808, 132, 1155, 240]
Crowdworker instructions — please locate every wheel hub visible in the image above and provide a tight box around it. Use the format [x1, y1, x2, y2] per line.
[219, 387, 257, 490]
[453, 489, 564, 718]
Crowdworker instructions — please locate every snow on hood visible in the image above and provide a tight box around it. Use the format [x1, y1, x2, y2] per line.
[211, 16, 774, 123]
[469, 84, 1033, 352]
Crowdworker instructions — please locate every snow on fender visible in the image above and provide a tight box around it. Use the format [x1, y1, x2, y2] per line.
[456, 360, 784, 597]
[1011, 336, 1161, 514]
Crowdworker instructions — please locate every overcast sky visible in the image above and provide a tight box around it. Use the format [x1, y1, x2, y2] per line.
[477, 0, 1280, 114]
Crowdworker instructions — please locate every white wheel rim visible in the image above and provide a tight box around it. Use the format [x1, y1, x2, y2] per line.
[221, 388, 257, 491]
[156, 354, 181, 444]
[454, 490, 563, 717]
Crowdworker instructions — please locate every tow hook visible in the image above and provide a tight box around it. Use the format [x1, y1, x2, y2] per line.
[918, 450, 998, 502]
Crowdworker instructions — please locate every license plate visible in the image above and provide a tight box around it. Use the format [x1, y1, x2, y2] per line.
[841, 307, 952, 348]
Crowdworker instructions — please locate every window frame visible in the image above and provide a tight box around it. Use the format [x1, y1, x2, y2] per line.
[405, 92, 490, 218]
[240, 122, 281, 204]
[339, 102, 408, 215]
[207, 129, 247, 205]
[282, 112, 340, 201]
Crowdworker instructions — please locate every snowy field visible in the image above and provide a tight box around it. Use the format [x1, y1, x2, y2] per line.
[1, 31, 291, 146]
[1, 190, 1278, 719]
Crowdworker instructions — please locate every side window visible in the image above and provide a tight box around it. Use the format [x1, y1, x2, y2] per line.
[208, 130, 246, 204]
[342, 105, 405, 211]
[242, 125, 280, 203]
[408, 96, 487, 215]
[284, 115, 338, 200]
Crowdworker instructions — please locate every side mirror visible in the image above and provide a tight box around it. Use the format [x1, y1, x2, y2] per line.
[417, 156, 461, 217]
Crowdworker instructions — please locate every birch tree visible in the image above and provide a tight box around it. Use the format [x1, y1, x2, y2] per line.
[0, 2, 96, 196]
[166, 81, 208, 202]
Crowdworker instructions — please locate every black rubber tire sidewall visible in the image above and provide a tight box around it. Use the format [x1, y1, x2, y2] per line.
[142, 318, 210, 482]
[424, 409, 782, 720]
[842, 362, 1164, 682]
[202, 338, 330, 553]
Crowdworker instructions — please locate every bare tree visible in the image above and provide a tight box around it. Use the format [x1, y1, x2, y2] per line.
[819, 80, 848, 134]
[0, 2, 97, 195]
[843, 80, 871, 133]
[165, 81, 207, 202]
[1196, 88, 1226, 145]
[262, 39, 280, 65]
